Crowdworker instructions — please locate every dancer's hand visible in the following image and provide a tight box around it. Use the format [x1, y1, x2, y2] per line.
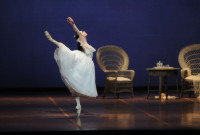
[44, 30, 53, 41]
[67, 17, 74, 24]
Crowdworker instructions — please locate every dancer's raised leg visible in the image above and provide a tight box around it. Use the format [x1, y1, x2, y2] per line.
[44, 30, 62, 48]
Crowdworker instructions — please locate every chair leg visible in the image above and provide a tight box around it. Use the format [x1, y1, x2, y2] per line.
[180, 88, 183, 98]
[189, 91, 192, 97]
[113, 93, 117, 99]
[102, 92, 105, 99]
[102, 87, 107, 99]
[180, 80, 185, 98]
[131, 87, 134, 98]
[102, 93, 105, 99]
[180, 84, 184, 98]
[114, 83, 117, 99]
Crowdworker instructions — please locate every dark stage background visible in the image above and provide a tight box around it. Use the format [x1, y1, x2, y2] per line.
[1, 0, 200, 89]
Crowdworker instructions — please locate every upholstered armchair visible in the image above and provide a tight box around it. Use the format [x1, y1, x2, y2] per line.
[178, 44, 200, 97]
[96, 45, 135, 98]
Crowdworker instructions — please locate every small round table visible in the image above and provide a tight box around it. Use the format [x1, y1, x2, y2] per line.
[146, 67, 180, 99]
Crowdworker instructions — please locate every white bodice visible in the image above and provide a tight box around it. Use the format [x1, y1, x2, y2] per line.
[76, 38, 96, 58]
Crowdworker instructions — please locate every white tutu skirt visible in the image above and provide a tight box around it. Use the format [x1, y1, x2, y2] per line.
[54, 43, 98, 97]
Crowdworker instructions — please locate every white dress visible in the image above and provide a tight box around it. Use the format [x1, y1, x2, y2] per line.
[54, 41, 98, 97]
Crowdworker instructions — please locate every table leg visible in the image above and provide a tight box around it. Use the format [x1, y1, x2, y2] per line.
[164, 76, 168, 100]
[147, 75, 151, 99]
[159, 76, 162, 99]
[176, 75, 180, 98]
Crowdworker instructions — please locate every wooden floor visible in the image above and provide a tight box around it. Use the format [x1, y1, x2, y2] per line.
[0, 88, 200, 134]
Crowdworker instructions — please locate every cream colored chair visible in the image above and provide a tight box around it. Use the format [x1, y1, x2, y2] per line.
[178, 44, 200, 97]
[96, 45, 135, 98]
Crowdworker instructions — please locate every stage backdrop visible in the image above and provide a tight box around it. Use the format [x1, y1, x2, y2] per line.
[1, 0, 200, 88]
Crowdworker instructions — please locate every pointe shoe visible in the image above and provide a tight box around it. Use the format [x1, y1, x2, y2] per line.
[44, 31, 53, 41]
[76, 117, 81, 127]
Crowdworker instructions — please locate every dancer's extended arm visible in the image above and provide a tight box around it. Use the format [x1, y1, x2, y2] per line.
[72, 24, 81, 35]
[44, 31, 62, 48]
[67, 17, 81, 35]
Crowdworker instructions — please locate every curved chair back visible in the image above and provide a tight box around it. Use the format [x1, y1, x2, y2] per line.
[96, 45, 129, 71]
[178, 44, 200, 74]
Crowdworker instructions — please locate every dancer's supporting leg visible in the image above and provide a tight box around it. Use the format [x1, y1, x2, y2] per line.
[75, 96, 81, 117]
[68, 88, 81, 117]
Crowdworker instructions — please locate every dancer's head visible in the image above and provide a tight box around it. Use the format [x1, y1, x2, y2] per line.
[80, 31, 88, 37]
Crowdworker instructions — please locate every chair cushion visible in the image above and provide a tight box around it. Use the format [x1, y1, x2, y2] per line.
[107, 77, 131, 81]
[185, 75, 200, 82]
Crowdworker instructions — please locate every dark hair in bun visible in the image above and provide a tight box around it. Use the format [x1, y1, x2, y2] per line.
[74, 34, 84, 52]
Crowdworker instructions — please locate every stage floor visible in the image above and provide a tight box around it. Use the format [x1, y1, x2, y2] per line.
[0, 89, 200, 133]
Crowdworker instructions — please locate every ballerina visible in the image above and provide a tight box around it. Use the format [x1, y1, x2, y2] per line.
[44, 17, 98, 117]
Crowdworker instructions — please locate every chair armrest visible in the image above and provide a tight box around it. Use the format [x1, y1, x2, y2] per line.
[181, 68, 191, 79]
[118, 70, 135, 81]
[104, 70, 118, 73]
